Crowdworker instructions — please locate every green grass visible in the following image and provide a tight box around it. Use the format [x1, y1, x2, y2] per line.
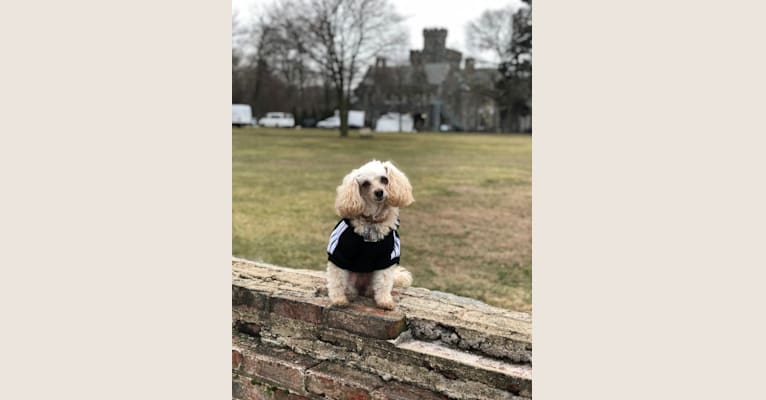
[233, 127, 532, 311]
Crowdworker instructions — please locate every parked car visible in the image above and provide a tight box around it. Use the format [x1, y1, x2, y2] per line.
[258, 112, 295, 128]
[316, 110, 366, 129]
[316, 115, 340, 129]
[232, 104, 254, 127]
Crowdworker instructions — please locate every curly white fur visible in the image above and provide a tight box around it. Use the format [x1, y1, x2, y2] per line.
[327, 160, 414, 310]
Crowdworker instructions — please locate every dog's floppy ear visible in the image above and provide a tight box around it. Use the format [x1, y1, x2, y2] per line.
[383, 161, 414, 207]
[335, 170, 365, 217]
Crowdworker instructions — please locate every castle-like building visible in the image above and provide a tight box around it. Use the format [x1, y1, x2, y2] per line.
[354, 28, 503, 132]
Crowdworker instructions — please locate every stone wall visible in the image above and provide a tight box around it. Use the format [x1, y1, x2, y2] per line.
[232, 258, 532, 400]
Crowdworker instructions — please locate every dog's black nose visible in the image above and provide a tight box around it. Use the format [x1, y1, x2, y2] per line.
[374, 189, 384, 198]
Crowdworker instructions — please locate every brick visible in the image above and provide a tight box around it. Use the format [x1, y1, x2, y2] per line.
[232, 374, 260, 400]
[233, 284, 270, 333]
[319, 326, 367, 353]
[258, 314, 323, 351]
[233, 349, 243, 370]
[233, 374, 315, 400]
[260, 318, 363, 364]
[233, 285, 269, 309]
[271, 295, 326, 324]
[233, 334, 319, 394]
[234, 306, 267, 328]
[371, 381, 448, 400]
[325, 303, 406, 340]
[306, 362, 383, 400]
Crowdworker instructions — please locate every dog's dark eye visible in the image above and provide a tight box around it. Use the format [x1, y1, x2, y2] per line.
[362, 181, 370, 188]
[380, 177, 388, 185]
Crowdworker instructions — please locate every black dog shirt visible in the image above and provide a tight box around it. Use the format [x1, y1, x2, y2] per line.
[326, 218, 401, 272]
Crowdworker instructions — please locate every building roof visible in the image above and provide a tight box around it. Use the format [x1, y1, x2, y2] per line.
[358, 63, 501, 92]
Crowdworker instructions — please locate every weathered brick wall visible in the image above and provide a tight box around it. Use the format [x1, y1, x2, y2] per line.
[232, 258, 532, 400]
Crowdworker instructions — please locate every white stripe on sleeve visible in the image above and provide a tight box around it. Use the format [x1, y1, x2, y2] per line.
[327, 221, 349, 254]
[390, 231, 401, 259]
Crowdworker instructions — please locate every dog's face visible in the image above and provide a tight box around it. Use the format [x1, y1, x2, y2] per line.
[335, 160, 414, 218]
[355, 162, 390, 205]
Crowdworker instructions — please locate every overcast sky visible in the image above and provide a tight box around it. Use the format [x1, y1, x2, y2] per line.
[232, 0, 525, 64]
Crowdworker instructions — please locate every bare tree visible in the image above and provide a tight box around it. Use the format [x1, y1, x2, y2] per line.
[466, 6, 515, 62]
[258, 3, 324, 122]
[246, 16, 279, 110]
[280, 0, 407, 137]
[233, 11, 256, 105]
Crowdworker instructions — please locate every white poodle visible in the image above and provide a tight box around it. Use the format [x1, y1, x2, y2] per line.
[326, 160, 414, 310]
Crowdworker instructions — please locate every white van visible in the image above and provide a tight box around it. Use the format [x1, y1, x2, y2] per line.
[375, 113, 415, 132]
[232, 104, 254, 127]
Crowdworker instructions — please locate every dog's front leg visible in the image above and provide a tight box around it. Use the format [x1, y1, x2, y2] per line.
[371, 267, 396, 310]
[326, 262, 350, 306]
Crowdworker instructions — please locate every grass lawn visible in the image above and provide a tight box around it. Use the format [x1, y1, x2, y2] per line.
[233, 127, 531, 312]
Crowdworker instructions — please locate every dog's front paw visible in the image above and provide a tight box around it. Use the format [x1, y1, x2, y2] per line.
[374, 295, 396, 310]
[329, 295, 350, 307]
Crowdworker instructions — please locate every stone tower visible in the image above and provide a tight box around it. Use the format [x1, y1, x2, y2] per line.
[423, 28, 447, 55]
[409, 28, 462, 65]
